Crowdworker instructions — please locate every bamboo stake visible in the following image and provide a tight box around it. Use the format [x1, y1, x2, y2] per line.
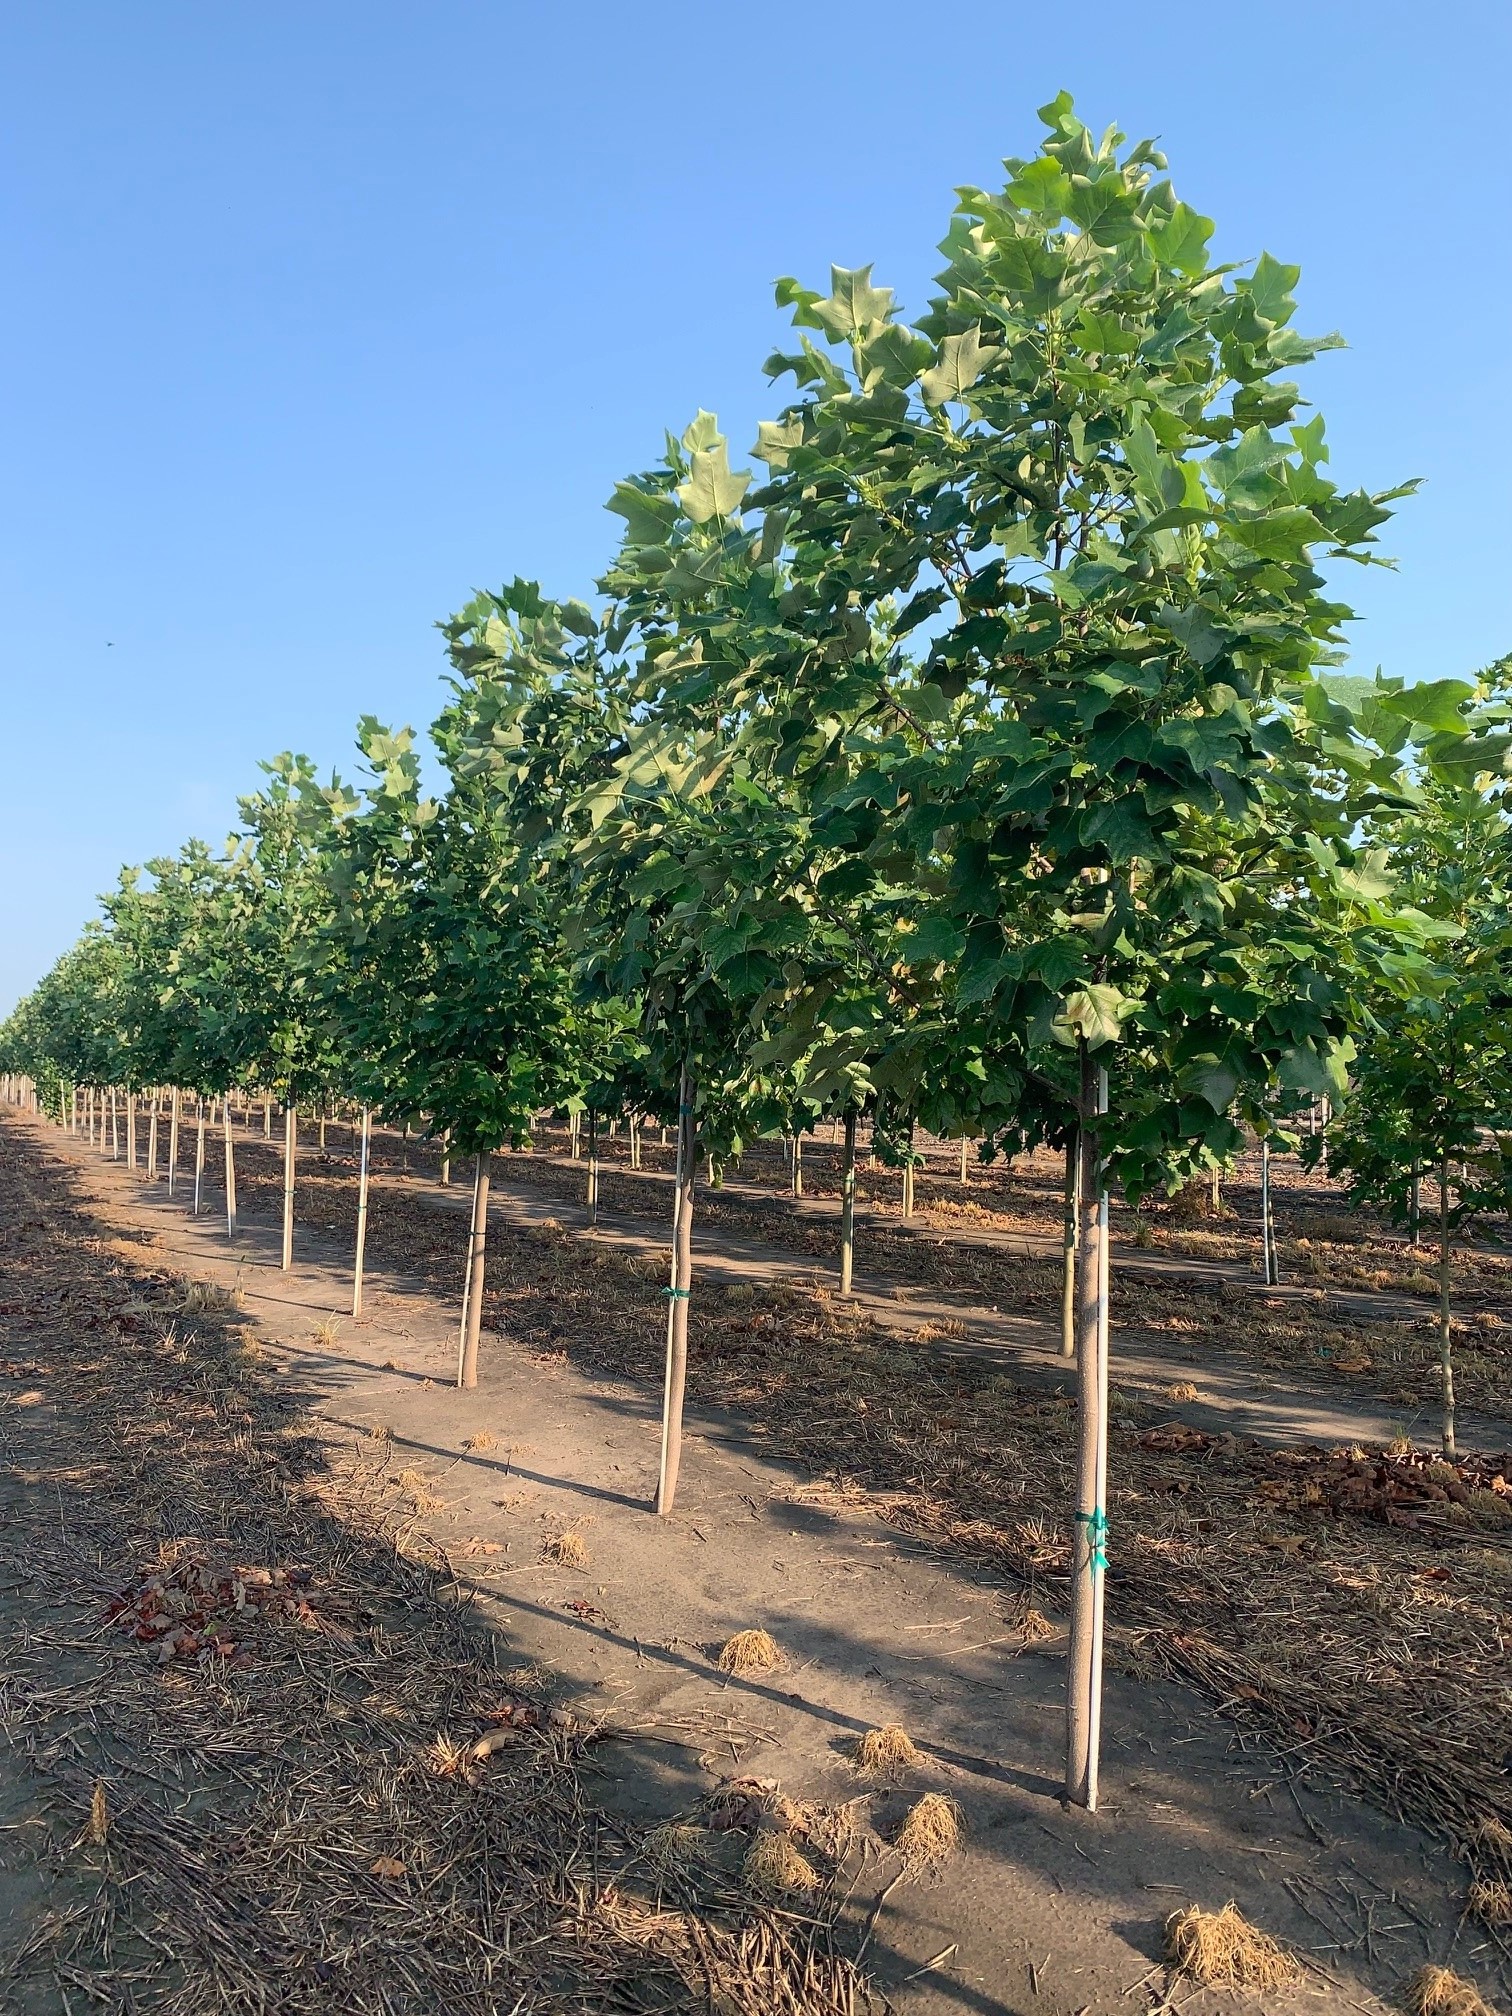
[1439, 1149, 1456, 1456]
[1065, 1044, 1110, 1810]
[457, 1153, 491, 1388]
[167, 1088, 180, 1197]
[281, 1103, 296, 1270]
[223, 1102, 238, 1241]
[655, 1063, 696, 1516]
[839, 1109, 857, 1296]
[352, 1107, 371, 1317]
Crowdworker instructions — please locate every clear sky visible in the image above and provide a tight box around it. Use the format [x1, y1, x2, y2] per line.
[3, 2, 1509, 1012]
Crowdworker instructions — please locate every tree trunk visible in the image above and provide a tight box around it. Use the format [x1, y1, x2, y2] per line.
[193, 1099, 205, 1213]
[281, 1103, 297, 1270]
[586, 1109, 599, 1228]
[629, 1113, 641, 1170]
[1409, 1161, 1421, 1245]
[1066, 1044, 1110, 1811]
[792, 1130, 803, 1199]
[263, 1098, 272, 1138]
[1439, 1151, 1456, 1457]
[901, 1151, 915, 1220]
[223, 1103, 238, 1240]
[440, 1130, 451, 1186]
[656, 1064, 696, 1516]
[148, 1096, 159, 1180]
[457, 1154, 492, 1389]
[167, 1088, 180, 1197]
[839, 1109, 857, 1297]
[126, 1091, 137, 1171]
[352, 1108, 371, 1317]
[109, 1088, 119, 1160]
[1060, 1130, 1079, 1359]
[960, 1135, 970, 1185]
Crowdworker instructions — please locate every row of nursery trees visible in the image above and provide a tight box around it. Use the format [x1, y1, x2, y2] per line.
[6, 98, 1512, 1810]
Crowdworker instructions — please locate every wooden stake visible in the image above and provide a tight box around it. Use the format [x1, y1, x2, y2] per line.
[1439, 1149, 1456, 1456]
[109, 1087, 119, 1160]
[960, 1134, 969, 1184]
[281, 1103, 296, 1270]
[839, 1109, 857, 1296]
[792, 1130, 803, 1199]
[457, 1152, 492, 1388]
[655, 1064, 696, 1516]
[223, 1102, 238, 1241]
[1060, 1130, 1078, 1359]
[147, 1096, 159, 1180]
[126, 1091, 137, 1171]
[901, 1152, 915, 1220]
[352, 1107, 371, 1317]
[1065, 1044, 1110, 1810]
[193, 1099, 205, 1213]
[167, 1088, 180, 1196]
[1261, 1137, 1278, 1285]
[263, 1098, 271, 1138]
[586, 1109, 599, 1228]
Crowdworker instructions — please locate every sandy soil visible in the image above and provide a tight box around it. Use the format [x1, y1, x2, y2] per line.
[4, 1111, 1509, 2015]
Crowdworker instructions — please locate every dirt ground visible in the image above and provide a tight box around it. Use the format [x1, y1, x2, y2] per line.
[3, 1111, 1510, 2015]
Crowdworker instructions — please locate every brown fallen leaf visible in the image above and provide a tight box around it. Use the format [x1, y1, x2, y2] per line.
[370, 1854, 406, 1879]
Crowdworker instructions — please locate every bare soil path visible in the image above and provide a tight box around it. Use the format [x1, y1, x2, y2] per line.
[7, 1113, 1509, 2016]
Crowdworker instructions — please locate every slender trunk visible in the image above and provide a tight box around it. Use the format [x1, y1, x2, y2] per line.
[839, 1109, 857, 1296]
[792, 1129, 803, 1199]
[960, 1134, 970, 1185]
[318, 1111, 326, 1151]
[1060, 1129, 1079, 1359]
[167, 1088, 180, 1197]
[458, 1154, 492, 1389]
[1066, 1043, 1110, 1811]
[586, 1109, 599, 1228]
[1439, 1151, 1456, 1457]
[402, 1120, 410, 1172]
[656, 1064, 696, 1516]
[440, 1130, 451, 1186]
[223, 1103, 238, 1240]
[126, 1091, 137, 1171]
[901, 1146, 915, 1220]
[193, 1100, 205, 1214]
[1210, 1163, 1221, 1218]
[352, 1108, 372, 1317]
[629, 1113, 641, 1170]
[1409, 1161, 1421, 1245]
[281, 1103, 296, 1270]
[148, 1097, 159, 1180]
[109, 1088, 119, 1160]
[1261, 1138, 1278, 1286]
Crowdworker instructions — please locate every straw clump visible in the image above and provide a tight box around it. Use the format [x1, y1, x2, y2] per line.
[542, 1530, 589, 1570]
[717, 1628, 782, 1675]
[1468, 1877, 1512, 1926]
[742, 1830, 819, 1899]
[641, 1820, 707, 1880]
[1164, 1901, 1301, 1991]
[894, 1792, 962, 1871]
[852, 1724, 921, 1781]
[1409, 1966, 1499, 2016]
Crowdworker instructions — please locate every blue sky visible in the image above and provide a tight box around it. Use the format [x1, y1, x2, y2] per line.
[3, 2, 1509, 1011]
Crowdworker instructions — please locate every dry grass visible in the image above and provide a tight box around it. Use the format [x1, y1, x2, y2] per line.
[1163, 1902, 1302, 1991]
[851, 1725, 921, 1781]
[717, 1628, 783, 1675]
[1165, 1380, 1200, 1403]
[86, 1779, 108, 1846]
[541, 1529, 589, 1570]
[742, 1830, 819, 1899]
[1469, 1878, 1512, 1926]
[1409, 1965, 1499, 2016]
[463, 1429, 497, 1452]
[641, 1820, 707, 1879]
[893, 1793, 962, 1871]
[181, 1279, 242, 1314]
[311, 1314, 342, 1348]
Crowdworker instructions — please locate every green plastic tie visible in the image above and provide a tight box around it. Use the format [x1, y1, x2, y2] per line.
[662, 1286, 690, 1299]
[1075, 1507, 1109, 1575]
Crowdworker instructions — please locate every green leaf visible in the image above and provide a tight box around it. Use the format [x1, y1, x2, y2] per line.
[902, 916, 966, 964]
[1376, 679, 1474, 736]
[1245, 251, 1300, 328]
[1059, 983, 1134, 1050]
[677, 441, 751, 525]
[1152, 200, 1213, 274]
[813, 264, 895, 342]
[606, 481, 676, 548]
[919, 325, 992, 408]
